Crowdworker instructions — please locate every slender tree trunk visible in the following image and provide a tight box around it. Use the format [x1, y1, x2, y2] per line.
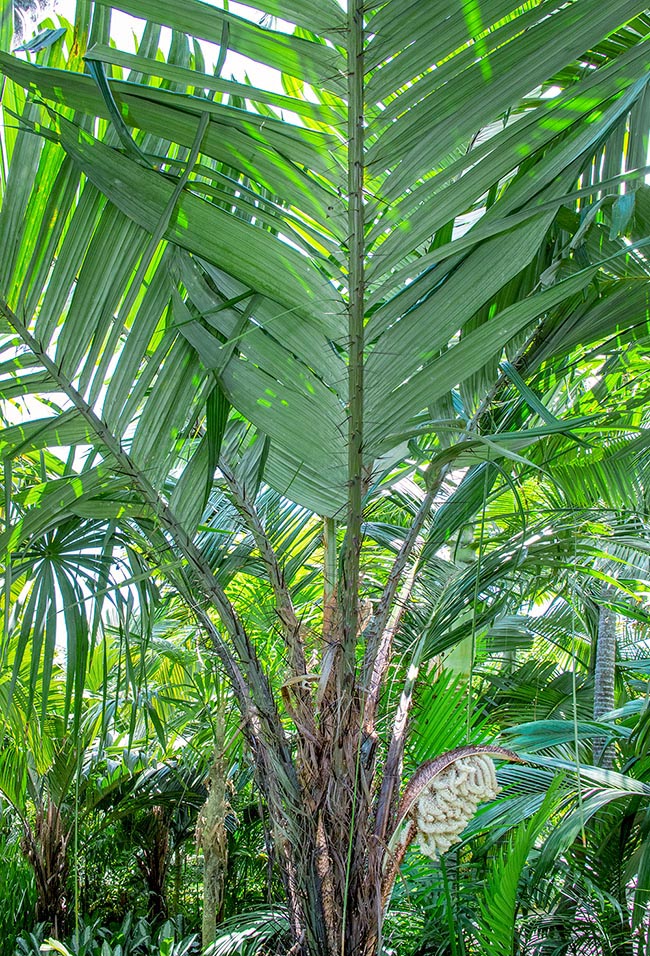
[445, 526, 477, 676]
[593, 584, 617, 767]
[198, 721, 228, 951]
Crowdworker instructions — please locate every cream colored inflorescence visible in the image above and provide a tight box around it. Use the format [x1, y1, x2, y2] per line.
[409, 754, 500, 859]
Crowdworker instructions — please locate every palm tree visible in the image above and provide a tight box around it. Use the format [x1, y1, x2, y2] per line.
[0, 639, 123, 938]
[3, 2, 650, 953]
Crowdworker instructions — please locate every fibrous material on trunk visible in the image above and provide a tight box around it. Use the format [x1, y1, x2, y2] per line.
[20, 802, 70, 939]
[197, 727, 229, 950]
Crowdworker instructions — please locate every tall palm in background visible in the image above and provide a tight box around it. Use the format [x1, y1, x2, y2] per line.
[2, 1, 650, 953]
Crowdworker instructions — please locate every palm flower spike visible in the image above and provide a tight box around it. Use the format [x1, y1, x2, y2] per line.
[381, 745, 523, 910]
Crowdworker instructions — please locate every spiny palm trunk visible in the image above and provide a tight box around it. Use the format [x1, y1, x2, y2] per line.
[593, 584, 617, 767]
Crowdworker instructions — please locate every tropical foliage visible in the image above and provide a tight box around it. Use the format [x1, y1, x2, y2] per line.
[1, 0, 650, 954]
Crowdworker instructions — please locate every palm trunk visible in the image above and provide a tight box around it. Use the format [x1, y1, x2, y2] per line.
[137, 806, 170, 923]
[21, 802, 70, 939]
[198, 722, 228, 951]
[309, 0, 379, 950]
[593, 584, 617, 767]
[284, 1, 377, 951]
